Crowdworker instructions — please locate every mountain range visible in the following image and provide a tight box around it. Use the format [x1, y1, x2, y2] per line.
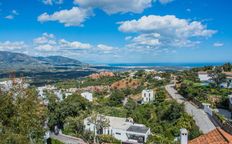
[0, 51, 85, 72]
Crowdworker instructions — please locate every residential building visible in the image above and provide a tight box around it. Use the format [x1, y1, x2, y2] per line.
[229, 95, 232, 111]
[198, 71, 211, 82]
[154, 76, 163, 80]
[81, 92, 93, 102]
[84, 115, 151, 143]
[188, 127, 232, 144]
[141, 89, 154, 104]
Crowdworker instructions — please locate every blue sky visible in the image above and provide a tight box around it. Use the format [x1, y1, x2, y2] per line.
[0, 0, 231, 64]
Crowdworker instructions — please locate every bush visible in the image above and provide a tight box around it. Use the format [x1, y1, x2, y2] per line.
[97, 135, 121, 144]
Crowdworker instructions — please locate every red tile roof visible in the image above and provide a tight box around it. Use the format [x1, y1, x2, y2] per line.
[189, 127, 232, 144]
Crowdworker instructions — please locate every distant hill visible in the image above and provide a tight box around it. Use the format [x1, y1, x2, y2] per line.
[0, 51, 85, 72]
[34, 56, 83, 66]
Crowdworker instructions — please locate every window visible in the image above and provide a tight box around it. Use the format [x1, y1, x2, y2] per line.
[116, 132, 121, 135]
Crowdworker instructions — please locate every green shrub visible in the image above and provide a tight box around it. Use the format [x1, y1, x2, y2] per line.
[97, 135, 121, 144]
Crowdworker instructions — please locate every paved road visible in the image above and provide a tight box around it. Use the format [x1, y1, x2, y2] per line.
[51, 133, 86, 144]
[165, 84, 216, 134]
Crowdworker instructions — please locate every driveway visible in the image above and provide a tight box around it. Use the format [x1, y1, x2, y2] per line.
[165, 84, 216, 134]
[51, 133, 86, 144]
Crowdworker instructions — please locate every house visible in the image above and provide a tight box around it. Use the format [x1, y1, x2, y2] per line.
[84, 115, 151, 143]
[229, 95, 232, 111]
[154, 76, 163, 80]
[0, 80, 13, 91]
[179, 127, 232, 144]
[198, 71, 211, 82]
[0, 78, 29, 92]
[141, 89, 154, 104]
[81, 92, 93, 102]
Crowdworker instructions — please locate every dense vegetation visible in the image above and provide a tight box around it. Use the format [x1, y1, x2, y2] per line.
[0, 68, 207, 144]
[0, 88, 47, 143]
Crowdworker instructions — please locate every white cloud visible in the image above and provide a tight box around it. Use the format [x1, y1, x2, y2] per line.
[0, 41, 27, 51]
[35, 44, 56, 51]
[132, 33, 161, 46]
[119, 15, 216, 49]
[158, 0, 174, 4]
[74, 0, 152, 14]
[4, 10, 19, 20]
[59, 39, 92, 49]
[213, 42, 224, 47]
[33, 33, 56, 45]
[38, 7, 92, 26]
[119, 15, 216, 37]
[12, 10, 19, 15]
[5, 15, 14, 19]
[42, 0, 63, 5]
[97, 44, 114, 51]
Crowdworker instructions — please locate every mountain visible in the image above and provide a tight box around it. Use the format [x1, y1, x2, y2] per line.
[34, 56, 83, 66]
[0, 51, 85, 72]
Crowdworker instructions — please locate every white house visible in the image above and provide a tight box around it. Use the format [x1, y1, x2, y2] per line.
[84, 115, 151, 143]
[81, 92, 93, 102]
[198, 71, 211, 82]
[0, 80, 13, 91]
[141, 89, 154, 104]
[154, 76, 163, 80]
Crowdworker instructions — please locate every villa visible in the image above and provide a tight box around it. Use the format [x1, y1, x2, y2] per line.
[84, 115, 151, 143]
[198, 71, 211, 82]
[81, 92, 93, 102]
[141, 89, 154, 104]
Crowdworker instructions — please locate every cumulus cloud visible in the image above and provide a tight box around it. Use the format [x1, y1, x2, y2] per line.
[38, 7, 92, 26]
[158, 0, 174, 4]
[74, 0, 152, 14]
[59, 39, 92, 49]
[42, 0, 63, 5]
[5, 15, 14, 20]
[35, 44, 56, 51]
[5, 10, 19, 20]
[0, 41, 27, 51]
[213, 42, 224, 47]
[33, 33, 56, 45]
[119, 15, 216, 37]
[119, 15, 216, 49]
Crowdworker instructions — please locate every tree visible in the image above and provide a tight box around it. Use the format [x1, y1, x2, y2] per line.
[0, 88, 47, 143]
[208, 67, 226, 88]
[222, 63, 232, 72]
[87, 112, 110, 143]
[108, 90, 124, 106]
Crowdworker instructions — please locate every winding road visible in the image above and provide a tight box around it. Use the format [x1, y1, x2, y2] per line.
[165, 84, 216, 134]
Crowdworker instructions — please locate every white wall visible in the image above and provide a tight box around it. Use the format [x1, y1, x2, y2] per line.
[142, 90, 154, 104]
[81, 92, 93, 102]
[198, 74, 210, 81]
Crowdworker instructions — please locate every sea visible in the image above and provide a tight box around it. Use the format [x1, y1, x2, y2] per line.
[107, 62, 225, 68]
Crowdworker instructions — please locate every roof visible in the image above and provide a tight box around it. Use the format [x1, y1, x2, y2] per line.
[106, 116, 131, 130]
[198, 71, 208, 74]
[189, 127, 232, 144]
[223, 72, 232, 76]
[127, 125, 149, 134]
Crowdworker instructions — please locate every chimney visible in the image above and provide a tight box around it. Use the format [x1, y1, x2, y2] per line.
[180, 128, 188, 144]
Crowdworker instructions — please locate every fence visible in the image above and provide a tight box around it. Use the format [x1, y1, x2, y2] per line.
[189, 97, 232, 134]
[212, 112, 232, 134]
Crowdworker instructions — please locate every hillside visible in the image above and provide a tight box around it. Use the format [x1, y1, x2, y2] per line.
[0, 51, 85, 72]
[34, 56, 83, 66]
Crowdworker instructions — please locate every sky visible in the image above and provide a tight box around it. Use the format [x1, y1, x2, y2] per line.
[0, 0, 231, 64]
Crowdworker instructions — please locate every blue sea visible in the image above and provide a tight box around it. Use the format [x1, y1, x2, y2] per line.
[107, 63, 225, 68]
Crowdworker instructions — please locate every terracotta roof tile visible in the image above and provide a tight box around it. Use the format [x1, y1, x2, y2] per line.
[189, 128, 232, 144]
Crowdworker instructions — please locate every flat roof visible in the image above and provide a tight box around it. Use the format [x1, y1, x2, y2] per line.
[127, 125, 149, 134]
